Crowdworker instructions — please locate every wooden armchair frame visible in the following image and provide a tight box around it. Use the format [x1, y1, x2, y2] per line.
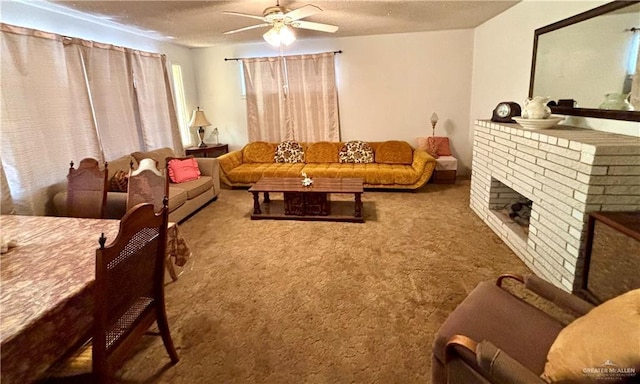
[434, 273, 595, 384]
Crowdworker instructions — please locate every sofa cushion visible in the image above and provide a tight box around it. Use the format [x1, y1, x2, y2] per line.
[243, 142, 276, 163]
[131, 147, 176, 170]
[171, 176, 213, 200]
[542, 289, 640, 383]
[303, 163, 419, 185]
[375, 141, 414, 165]
[167, 186, 187, 212]
[339, 141, 374, 163]
[227, 163, 306, 184]
[306, 142, 340, 163]
[274, 141, 305, 163]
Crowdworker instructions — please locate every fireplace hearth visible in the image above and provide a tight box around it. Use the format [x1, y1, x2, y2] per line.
[489, 177, 533, 237]
[470, 120, 640, 291]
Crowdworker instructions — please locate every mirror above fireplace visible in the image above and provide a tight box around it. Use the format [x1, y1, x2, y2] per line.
[529, 1, 640, 122]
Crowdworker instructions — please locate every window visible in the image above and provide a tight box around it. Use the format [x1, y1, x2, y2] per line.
[171, 63, 191, 145]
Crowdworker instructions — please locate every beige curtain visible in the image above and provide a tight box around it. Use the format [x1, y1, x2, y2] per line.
[1, 23, 184, 215]
[243, 56, 290, 142]
[74, 39, 142, 159]
[631, 34, 640, 110]
[130, 51, 184, 154]
[0, 24, 101, 215]
[243, 52, 339, 142]
[1, 162, 15, 215]
[285, 53, 339, 142]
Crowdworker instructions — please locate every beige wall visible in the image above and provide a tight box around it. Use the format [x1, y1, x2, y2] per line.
[470, 0, 639, 147]
[191, 30, 475, 173]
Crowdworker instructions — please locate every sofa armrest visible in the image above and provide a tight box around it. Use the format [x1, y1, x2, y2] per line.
[411, 148, 437, 172]
[445, 335, 546, 384]
[195, 157, 220, 196]
[217, 150, 243, 187]
[406, 149, 437, 189]
[497, 274, 594, 316]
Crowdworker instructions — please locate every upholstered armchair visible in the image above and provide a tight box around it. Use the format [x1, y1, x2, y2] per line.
[432, 274, 640, 384]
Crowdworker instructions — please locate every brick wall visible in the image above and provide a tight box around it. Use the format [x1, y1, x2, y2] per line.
[470, 120, 640, 291]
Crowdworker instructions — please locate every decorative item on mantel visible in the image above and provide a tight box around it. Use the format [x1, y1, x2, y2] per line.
[599, 93, 634, 111]
[512, 116, 564, 130]
[430, 112, 439, 136]
[513, 95, 564, 130]
[301, 171, 313, 187]
[522, 96, 551, 119]
[189, 106, 211, 148]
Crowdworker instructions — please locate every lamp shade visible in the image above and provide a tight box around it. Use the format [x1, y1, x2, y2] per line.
[263, 24, 296, 47]
[430, 112, 439, 124]
[189, 107, 211, 128]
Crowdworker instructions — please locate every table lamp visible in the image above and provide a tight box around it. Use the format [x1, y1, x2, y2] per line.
[189, 106, 211, 148]
[430, 112, 439, 136]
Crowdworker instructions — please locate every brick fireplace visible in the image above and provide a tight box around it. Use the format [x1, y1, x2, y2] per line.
[470, 120, 640, 291]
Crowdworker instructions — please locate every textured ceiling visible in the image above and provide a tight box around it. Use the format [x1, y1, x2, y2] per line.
[48, 1, 520, 48]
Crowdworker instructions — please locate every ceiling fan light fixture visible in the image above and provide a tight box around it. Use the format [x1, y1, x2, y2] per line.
[263, 24, 296, 47]
[279, 25, 296, 45]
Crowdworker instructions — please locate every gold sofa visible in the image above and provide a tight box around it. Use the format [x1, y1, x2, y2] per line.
[217, 140, 437, 189]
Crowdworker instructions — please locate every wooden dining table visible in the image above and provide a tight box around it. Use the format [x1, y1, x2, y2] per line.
[0, 215, 191, 384]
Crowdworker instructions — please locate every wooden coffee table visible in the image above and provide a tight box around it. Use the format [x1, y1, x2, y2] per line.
[248, 177, 364, 222]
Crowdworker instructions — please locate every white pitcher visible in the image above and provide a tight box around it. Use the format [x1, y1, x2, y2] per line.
[522, 96, 552, 119]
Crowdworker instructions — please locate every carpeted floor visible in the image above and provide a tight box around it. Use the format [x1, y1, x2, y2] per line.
[114, 180, 535, 383]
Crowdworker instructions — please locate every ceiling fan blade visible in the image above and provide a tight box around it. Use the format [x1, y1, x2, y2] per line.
[291, 20, 339, 33]
[223, 23, 271, 35]
[284, 4, 322, 21]
[222, 11, 266, 21]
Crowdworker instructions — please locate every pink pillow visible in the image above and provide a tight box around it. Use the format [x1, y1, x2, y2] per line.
[427, 137, 452, 156]
[167, 158, 200, 183]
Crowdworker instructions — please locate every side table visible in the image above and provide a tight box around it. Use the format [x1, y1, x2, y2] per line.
[185, 143, 229, 158]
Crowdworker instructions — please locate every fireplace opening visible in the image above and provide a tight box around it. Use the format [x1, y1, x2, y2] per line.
[488, 178, 533, 240]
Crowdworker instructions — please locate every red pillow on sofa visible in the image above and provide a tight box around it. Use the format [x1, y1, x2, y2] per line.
[167, 158, 200, 183]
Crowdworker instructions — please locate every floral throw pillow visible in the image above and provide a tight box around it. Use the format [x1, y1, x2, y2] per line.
[110, 170, 129, 192]
[274, 141, 305, 163]
[339, 141, 374, 163]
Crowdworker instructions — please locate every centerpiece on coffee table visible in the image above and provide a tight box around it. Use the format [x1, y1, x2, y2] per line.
[301, 171, 313, 187]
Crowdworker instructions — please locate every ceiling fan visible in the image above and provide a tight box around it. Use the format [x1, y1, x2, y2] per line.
[222, 1, 339, 47]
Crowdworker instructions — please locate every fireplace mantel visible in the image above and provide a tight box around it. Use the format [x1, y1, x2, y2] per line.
[470, 120, 640, 291]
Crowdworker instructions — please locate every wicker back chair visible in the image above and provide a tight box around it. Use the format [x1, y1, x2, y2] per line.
[93, 201, 178, 382]
[66, 158, 108, 219]
[125, 158, 168, 215]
